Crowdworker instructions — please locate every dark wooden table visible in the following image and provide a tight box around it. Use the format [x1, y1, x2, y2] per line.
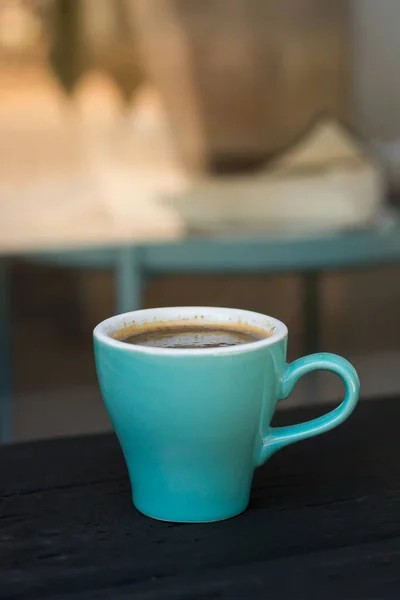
[1, 397, 400, 599]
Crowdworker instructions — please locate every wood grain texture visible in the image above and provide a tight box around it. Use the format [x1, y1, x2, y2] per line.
[1, 397, 400, 598]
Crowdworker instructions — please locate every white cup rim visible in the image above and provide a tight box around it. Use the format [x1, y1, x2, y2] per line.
[93, 306, 288, 356]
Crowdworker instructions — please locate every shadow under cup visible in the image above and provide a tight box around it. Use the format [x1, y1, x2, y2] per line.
[93, 307, 359, 523]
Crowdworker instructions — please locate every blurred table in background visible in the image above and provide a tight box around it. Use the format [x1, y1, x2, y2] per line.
[1, 211, 400, 443]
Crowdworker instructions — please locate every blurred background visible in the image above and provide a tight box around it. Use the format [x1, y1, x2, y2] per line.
[1, 0, 400, 443]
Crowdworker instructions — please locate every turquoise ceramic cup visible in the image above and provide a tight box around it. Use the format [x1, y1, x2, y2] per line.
[94, 307, 360, 523]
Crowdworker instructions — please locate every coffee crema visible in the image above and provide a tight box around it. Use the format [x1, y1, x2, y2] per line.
[114, 322, 270, 349]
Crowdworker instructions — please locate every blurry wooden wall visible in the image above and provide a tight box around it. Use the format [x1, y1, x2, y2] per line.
[131, 0, 350, 172]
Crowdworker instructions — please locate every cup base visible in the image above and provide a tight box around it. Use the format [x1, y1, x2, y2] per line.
[133, 496, 248, 523]
[135, 506, 247, 523]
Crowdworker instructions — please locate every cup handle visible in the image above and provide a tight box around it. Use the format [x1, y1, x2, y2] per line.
[256, 353, 360, 467]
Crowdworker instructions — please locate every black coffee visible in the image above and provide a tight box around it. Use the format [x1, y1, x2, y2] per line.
[118, 325, 267, 349]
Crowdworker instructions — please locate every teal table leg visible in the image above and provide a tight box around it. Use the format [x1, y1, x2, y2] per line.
[115, 247, 143, 314]
[303, 272, 321, 355]
[0, 259, 12, 443]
